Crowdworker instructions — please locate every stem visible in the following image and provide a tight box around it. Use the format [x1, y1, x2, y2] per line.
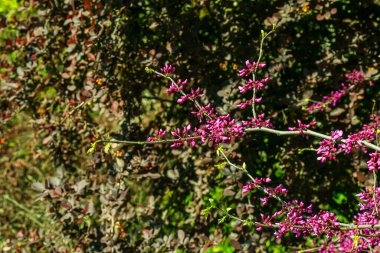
[251, 26, 276, 119]
[373, 170, 378, 216]
[219, 149, 287, 205]
[100, 127, 380, 152]
[99, 136, 201, 145]
[153, 70, 211, 119]
[217, 204, 380, 231]
[60, 101, 86, 124]
[244, 127, 380, 152]
[216, 207, 246, 223]
[373, 129, 380, 216]
[254, 27, 276, 74]
[252, 83, 257, 119]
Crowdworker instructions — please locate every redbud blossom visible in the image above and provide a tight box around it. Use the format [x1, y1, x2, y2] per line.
[238, 60, 266, 77]
[288, 120, 316, 134]
[367, 152, 380, 171]
[160, 64, 175, 74]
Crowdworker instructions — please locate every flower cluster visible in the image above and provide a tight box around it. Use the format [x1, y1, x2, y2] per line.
[147, 129, 166, 142]
[341, 124, 376, 154]
[273, 201, 314, 238]
[367, 152, 380, 171]
[154, 64, 246, 147]
[238, 77, 269, 93]
[242, 113, 273, 128]
[316, 130, 343, 162]
[242, 178, 287, 207]
[288, 120, 316, 134]
[169, 125, 196, 148]
[260, 184, 288, 205]
[238, 60, 266, 77]
[307, 83, 349, 112]
[314, 116, 380, 169]
[191, 104, 215, 123]
[236, 97, 263, 109]
[196, 114, 244, 146]
[249, 185, 380, 252]
[307, 70, 373, 113]
[177, 87, 204, 104]
[258, 189, 380, 251]
[345, 69, 365, 85]
[167, 79, 188, 94]
[242, 177, 272, 194]
[161, 64, 176, 74]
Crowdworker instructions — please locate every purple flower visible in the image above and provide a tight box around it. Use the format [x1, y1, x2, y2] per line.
[367, 152, 380, 171]
[238, 78, 269, 93]
[288, 120, 316, 134]
[345, 69, 365, 84]
[160, 64, 175, 74]
[238, 60, 267, 77]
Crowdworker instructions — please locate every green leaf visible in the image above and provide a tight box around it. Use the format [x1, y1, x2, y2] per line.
[199, 6, 209, 20]
[243, 220, 253, 227]
[201, 206, 214, 216]
[104, 142, 111, 154]
[218, 215, 227, 224]
[87, 140, 100, 154]
[215, 162, 227, 169]
[201, 207, 210, 216]
[333, 192, 347, 204]
[216, 145, 223, 156]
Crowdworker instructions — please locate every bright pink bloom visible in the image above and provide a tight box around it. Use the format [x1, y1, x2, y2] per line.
[160, 64, 175, 74]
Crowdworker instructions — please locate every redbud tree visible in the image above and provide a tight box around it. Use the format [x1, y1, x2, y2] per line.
[99, 27, 380, 252]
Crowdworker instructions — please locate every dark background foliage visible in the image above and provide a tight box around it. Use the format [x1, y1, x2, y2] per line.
[1, 0, 379, 252]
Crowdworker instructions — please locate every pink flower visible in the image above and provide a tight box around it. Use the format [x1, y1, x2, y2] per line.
[238, 78, 269, 93]
[367, 152, 380, 171]
[345, 69, 365, 84]
[160, 64, 175, 74]
[238, 60, 266, 77]
[316, 130, 343, 163]
[147, 129, 167, 141]
[288, 120, 316, 134]
[242, 113, 273, 128]
[331, 130, 343, 140]
[167, 79, 188, 94]
[236, 99, 253, 109]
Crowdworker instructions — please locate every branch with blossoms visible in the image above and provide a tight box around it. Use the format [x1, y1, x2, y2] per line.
[152, 63, 379, 251]
[126, 63, 380, 251]
[90, 28, 380, 251]
[305, 70, 374, 113]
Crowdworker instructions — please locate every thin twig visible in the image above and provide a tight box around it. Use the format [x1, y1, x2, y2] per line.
[99, 136, 201, 145]
[251, 26, 276, 119]
[244, 127, 380, 152]
[219, 149, 287, 205]
[60, 101, 86, 124]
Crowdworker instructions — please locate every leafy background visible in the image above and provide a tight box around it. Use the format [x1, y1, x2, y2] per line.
[0, 0, 380, 252]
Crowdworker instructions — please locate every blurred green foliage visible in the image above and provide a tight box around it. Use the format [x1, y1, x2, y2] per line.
[0, 0, 19, 15]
